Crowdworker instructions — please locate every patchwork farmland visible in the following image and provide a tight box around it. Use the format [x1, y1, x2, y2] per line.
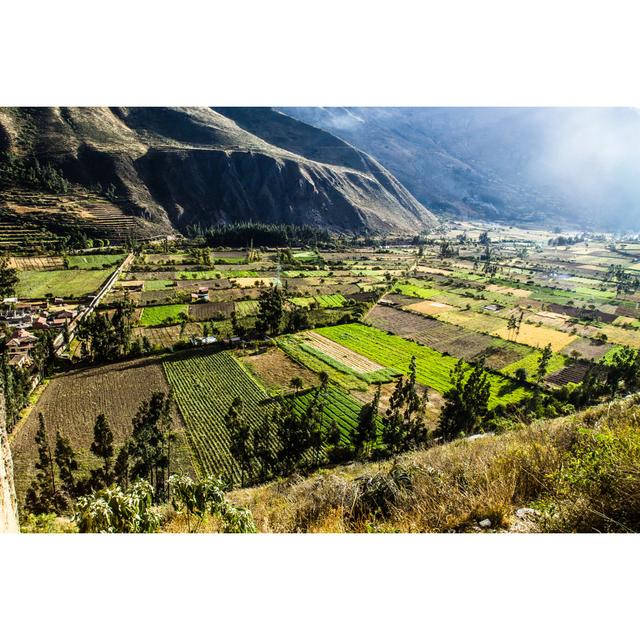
[10, 223, 640, 517]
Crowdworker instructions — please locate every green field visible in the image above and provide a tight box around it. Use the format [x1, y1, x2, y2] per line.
[140, 304, 189, 326]
[67, 253, 125, 269]
[277, 335, 370, 391]
[177, 269, 259, 279]
[16, 268, 114, 299]
[290, 385, 378, 444]
[235, 300, 260, 317]
[315, 323, 529, 408]
[501, 350, 568, 382]
[164, 351, 371, 480]
[290, 294, 348, 309]
[142, 279, 176, 291]
[163, 351, 271, 481]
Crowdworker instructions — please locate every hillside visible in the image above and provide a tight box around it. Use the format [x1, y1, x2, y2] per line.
[0, 108, 436, 238]
[164, 393, 640, 533]
[280, 107, 640, 230]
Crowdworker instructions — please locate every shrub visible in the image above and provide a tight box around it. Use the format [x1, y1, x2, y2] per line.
[73, 480, 161, 533]
[168, 474, 256, 533]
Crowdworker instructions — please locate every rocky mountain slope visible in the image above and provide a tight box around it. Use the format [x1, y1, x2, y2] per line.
[280, 107, 640, 230]
[0, 108, 436, 235]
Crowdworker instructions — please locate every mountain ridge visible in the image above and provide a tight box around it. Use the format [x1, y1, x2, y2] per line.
[279, 107, 640, 230]
[0, 107, 436, 237]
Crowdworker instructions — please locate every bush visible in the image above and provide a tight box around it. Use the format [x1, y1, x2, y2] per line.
[73, 481, 161, 533]
[168, 474, 256, 533]
[540, 404, 640, 532]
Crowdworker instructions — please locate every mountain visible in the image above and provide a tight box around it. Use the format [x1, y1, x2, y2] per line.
[279, 107, 640, 230]
[0, 107, 436, 237]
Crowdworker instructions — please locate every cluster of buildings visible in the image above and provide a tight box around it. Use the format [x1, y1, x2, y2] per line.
[1, 298, 81, 368]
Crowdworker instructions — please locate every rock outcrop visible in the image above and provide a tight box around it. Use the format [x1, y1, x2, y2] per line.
[0, 392, 18, 533]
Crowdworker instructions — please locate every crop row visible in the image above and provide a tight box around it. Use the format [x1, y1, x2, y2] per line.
[315, 323, 529, 408]
[163, 351, 270, 482]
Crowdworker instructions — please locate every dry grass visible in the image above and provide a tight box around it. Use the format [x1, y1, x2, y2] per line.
[240, 347, 318, 392]
[405, 300, 455, 316]
[205, 395, 640, 533]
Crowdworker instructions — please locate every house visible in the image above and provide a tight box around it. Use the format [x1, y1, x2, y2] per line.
[32, 317, 50, 331]
[9, 328, 37, 344]
[2, 297, 18, 305]
[0, 308, 33, 328]
[55, 309, 76, 320]
[6, 328, 38, 360]
[8, 353, 30, 368]
[120, 280, 144, 292]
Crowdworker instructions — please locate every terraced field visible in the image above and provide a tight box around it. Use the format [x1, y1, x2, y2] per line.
[501, 351, 568, 382]
[235, 300, 260, 317]
[11, 357, 195, 503]
[134, 322, 202, 348]
[8, 256, 64, 270]
[315, 323, 528, 407]
[189, 301, 234, 321]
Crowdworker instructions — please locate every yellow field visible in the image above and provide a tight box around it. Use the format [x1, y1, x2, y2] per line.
[415, 266, 451, 276]
[597, 325, 640, 348]
[486, 283, 531, 298]
[231, 277, 276, 288]
[405, 300, 455, 316]
[613, 316, 637, 327]
[493, 322, 577, 352]
[437, 310, 507, 334]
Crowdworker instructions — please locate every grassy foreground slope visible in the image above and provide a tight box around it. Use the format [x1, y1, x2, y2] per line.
[213, 394, 640, 533]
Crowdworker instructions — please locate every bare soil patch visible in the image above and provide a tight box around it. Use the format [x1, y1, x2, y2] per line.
[240, 347, 318, 392]
[10, 356, 195, 503]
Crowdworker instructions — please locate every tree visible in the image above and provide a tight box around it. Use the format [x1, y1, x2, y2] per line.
[382, 356, 429, 455]
[226, 397, 254, 486]
[0, 256, 19, 299]
[253, 411, 278, 482]
[536, 343, 553, 387]
[437, 359, 491, 442]
[54, 430, 80, 504]
[352, 383, 381, 457]
[126, 392, 173, 501]
[276, 402, 312, 475]
[89, 414, 115, 489]
[255, 284, 285, 335]
[25, 413, 60, 514]
[76, 301, 134, 362]
[31, 331, 56, 379]
[606, 346, 640, 396]
[114, 444, 131, 490]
